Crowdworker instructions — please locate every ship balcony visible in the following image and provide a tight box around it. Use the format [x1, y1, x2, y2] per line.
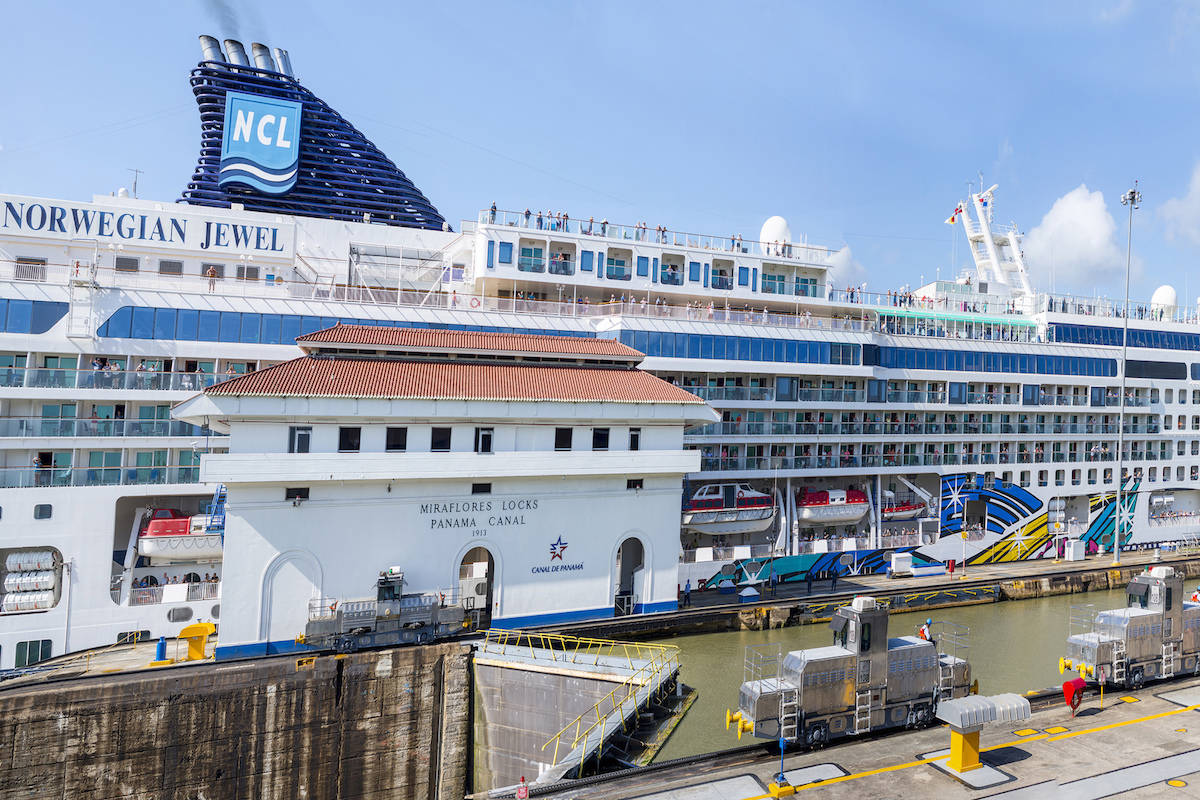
[0, 368, 222, 393]
[129, 580, 220, 607]
[0, 417, 223, 439]
[0, 465, 202, 488]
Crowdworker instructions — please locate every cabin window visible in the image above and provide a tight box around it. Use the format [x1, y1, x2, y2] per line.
[15, 639, 51, 667]
[235, 265, 260, 281]
[474, 427, 494, 454]
[116, 630, 151, 645]
[629, 428, 641, 451]
[115, 256, 139, 272]
[201, 263, 225, 280]
[33, 504, 51, 520]
[627, 478, 644, 490]
[338, 427, 361, 452]
[592, 428, 610, 451]
[385, 427, 407, 452]
[158, 259, 183, 275]
[14, 256, 47, 282]
[472, 483, 491, 494]
[431, 427, 452, 452]
[285, 487, 310, 501]
[167, 607, 193, 623]
[288, 426, 311, 453]
[554, 427, 573, 451]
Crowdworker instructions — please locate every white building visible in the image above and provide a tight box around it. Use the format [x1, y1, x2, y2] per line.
[174, 324, 716, 658]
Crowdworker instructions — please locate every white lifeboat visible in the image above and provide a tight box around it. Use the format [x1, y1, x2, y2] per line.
[796, 488, 869, 524]
[881, 502, 927, 521]
[682, 483, 777, 535]
[137, 508, 223, 562]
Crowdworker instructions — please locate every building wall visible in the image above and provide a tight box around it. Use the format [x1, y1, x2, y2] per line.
[215, 473, 683, 654]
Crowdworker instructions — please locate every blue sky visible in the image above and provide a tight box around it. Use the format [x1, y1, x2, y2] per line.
[3, 1, 1200, 303]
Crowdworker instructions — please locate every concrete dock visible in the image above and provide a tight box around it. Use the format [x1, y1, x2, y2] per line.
[539, 674, 1200, 799]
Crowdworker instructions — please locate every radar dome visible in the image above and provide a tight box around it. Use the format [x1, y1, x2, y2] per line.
[759, 216, 792, 255]
[1151, 284, 1178, 314]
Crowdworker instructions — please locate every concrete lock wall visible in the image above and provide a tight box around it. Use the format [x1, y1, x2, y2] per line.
[0, 643, 471, 800]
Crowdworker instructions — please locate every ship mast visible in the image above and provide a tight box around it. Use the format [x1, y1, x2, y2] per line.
[957, 183, 1034, 299]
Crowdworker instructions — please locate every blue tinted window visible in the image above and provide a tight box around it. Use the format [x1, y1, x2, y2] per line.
[176, 309, 198, 340]
[486, 240, 494, 268]
[218, 312, 240, 342]
[198, 310, 220, 342]
[498, 242, 513, 264]
[30, 302, 67, 334]
[689, 261, 700, 282]
[261, 314, 282, 345]
[153, 309, 175, 340]
[738, 266, 749, 286]
[239, 313, 261, 343]
[6, 300, 31, 333]
[636, 256, 649, 277]
[131, 307, 154, 339]
[581, 251, 593, 271]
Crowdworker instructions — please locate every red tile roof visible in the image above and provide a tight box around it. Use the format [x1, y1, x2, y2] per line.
[206, 356, 705, 404]
[296, 324, 641, 358]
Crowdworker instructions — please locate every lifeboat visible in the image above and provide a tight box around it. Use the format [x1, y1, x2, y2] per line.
[796, 488, 869, 524]
[682, 483, 777, 535]
[881, 501, 927, 521]
[137, 508, 223, 562]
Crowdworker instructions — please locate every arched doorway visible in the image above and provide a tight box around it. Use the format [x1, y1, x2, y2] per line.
[259, 550, 321, 647]
[614, 537, 645, 616]
[459, 547, 494, 629]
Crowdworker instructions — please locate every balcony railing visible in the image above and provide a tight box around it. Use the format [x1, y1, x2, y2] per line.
[0, 417, 222, 439]
[517, 256, 546, 273]
[5, 465, 201, 488]
[1, 368, 225, 393]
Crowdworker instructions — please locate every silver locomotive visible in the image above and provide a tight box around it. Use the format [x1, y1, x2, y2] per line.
[728, 596, 973, 747]
[1062, 566, 1200, 688]
[302, 567, 467, 652]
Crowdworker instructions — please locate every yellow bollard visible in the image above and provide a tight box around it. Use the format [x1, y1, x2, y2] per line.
[947, 728, 982, 773]
[178, 622, 217, 661]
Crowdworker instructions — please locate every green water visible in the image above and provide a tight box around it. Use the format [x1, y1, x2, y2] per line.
[650, 588, 1127, 760]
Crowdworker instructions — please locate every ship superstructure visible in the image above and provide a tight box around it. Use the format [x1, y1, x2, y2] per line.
[1, 35, 1198, 668]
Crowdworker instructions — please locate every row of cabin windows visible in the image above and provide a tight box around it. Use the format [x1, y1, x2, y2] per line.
[15, 639, 52, 668]
[285, 477, 645, 501]
[289, 426, 641, 454]
[113, 256, 263, 281]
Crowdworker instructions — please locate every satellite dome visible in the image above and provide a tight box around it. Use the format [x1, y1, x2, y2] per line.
[759, 216, 792, 255]
[1151, 284, 1178, 314]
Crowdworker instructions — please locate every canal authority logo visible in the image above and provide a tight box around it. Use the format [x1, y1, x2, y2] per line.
[549, 536, 568, 561]
[219, 91, 302, 195]
[532, 536, 583, 575]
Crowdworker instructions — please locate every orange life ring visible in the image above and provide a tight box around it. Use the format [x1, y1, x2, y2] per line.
[737, 490, 745, 500]
[470, 297, 481, 308]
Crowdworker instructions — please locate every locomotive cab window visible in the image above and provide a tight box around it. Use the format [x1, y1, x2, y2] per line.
[1128, 582, 1149, 608]
[860, 622, 872, 652]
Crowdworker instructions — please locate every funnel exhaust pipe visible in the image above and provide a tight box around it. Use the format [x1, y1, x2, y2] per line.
[272, 47, 294, 77]
[199, 35, 226, 64]
[250, 42, 274, 71]
[223, 39, 250, 67]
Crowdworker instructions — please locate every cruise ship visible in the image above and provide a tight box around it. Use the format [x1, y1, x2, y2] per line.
[1, 35, 1197, 670]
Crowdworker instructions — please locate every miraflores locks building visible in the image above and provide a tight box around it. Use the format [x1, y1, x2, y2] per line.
[173, 324, 717, 657]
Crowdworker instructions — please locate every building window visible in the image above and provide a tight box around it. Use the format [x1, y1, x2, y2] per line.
[629, 428, 641, 451]
[33, 504, 51, 520]
[288, 426, 312, 454]
[201, 262, 225, 280]
[115, 256, 139, 272]
[14, 256, 47, 282]
[474, 427, 494, 454]
[285, 487, 310, 501]
[592, 427, 610, 451]
[431, 427, 452, 452]
[472, 482, 492, 494]
[236, 264, 260, 281]
[338, 427, 361, 452]
[626, 478, 644, 490]
[15, 639, 51, 668]
[158, 259, 183, 275]
[386, 427, 408, 452]
[555, 427, 573, 451]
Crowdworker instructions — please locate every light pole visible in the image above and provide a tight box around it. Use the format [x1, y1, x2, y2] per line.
[1113, 182, 1140, 567]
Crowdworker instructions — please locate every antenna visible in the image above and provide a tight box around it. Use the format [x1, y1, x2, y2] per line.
[127, 168, 144, 198]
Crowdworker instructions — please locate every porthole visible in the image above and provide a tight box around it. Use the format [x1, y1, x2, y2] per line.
[167, 606, 193, 623]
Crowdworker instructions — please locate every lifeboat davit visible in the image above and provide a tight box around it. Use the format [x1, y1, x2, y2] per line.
[682, 483, 777, 535]
[881, 502, 927, 521]
[796, 489, 869, 524]
[137, 508, 223, 562]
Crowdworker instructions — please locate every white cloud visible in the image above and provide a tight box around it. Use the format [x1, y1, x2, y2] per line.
[1023, 184, 1128, 290]
[1098, 0, 1135, 22]
[1161, 161, 1200, 244]
[827, 246, 870, 289]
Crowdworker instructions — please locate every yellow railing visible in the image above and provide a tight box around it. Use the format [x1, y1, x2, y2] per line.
[477, 630, 681, 773]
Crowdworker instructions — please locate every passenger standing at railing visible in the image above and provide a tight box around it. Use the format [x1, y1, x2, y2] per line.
[489, 202, 496, 223]
[563, 212, 569, 232]
[536, 211, 543, 230]
[206, 265, 217, 292]
[600, 219, 608, 236]
[586, 216, 593, 235]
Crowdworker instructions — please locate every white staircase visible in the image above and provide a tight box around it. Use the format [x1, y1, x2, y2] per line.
[1163, 640, 1179, 679]
[66, 261, 96, 338]
[938, 661, 955, 701]
[853, 688, 871, 734]
[779, 687, 799, 742]
[1113, 640, 1127, 686]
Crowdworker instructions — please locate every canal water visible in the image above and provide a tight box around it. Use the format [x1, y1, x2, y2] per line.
[651, 588, 1126, 761]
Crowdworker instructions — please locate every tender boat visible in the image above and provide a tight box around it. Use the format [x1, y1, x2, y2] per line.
[682, 483, 777, 535]
[795, 488, 869, 524]
[881, 501, 927, 521]
[136, 507, 224, 562]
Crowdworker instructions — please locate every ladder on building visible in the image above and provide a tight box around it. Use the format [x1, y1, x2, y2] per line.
[938, 661, 955, 700]
[779, 687, 799, 742]
[66, 260, 97, 339]
[1162, 640, 1179, 678]
[1113, 640, 1127, 686]
[853, 688, 871, 734]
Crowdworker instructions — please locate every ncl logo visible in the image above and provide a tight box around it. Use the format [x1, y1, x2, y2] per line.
[219, 91, 302, 195]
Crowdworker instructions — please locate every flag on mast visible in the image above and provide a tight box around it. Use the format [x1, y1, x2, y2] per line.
[945, 204, 962, 225]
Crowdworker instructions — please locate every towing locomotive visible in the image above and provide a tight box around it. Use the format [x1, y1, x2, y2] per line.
[727, 596, 973, 747]
[301, 567, 468, 652]
[1061, 566, 1200, 688]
